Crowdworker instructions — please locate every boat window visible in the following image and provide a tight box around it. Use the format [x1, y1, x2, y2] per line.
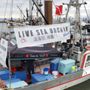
[87, 55, 90, 61]
[85, 55, 90, 67]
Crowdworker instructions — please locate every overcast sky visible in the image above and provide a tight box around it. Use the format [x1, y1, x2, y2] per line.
[0, 0, 90, 19]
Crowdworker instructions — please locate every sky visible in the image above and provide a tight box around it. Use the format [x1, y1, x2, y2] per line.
[0, 0, 90, 19]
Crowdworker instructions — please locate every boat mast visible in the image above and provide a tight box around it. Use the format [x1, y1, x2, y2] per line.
[27, 0, 33, 24]
[36, 0, 43, 17]
[29, 0, 33, 18]
[36, 0, 39, 17]
[63, 0, 87, 48]
[63, 0, 86, 31]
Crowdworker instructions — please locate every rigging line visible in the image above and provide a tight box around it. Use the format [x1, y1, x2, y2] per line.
[82, 0, 89, 21]
[20, 0, 30, 8]
[17, 0, 30, 17]
[13, 0, 27, 19]
[52, 1, 58, 19]
[4, 0, 9, 20]
[17, 5, 26, 18]
[52, 1, 57, 8]
[18, 0, 27, 8]
[9, 0, 14, 19]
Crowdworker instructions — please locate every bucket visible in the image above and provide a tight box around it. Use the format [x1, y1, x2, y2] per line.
[43, 68, 49, 75]
[52, 71, 58, 78]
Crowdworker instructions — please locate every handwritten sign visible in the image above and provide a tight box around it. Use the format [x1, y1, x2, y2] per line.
[14, 23, 70, 48]
[0, 38, 8, 67]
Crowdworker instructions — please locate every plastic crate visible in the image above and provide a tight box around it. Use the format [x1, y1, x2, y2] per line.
[13, 71, 27, 80]
[31, 74, 54, 83]
[0, 69, 9, 80]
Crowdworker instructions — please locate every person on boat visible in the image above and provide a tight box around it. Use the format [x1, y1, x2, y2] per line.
[6, 56, 35, 78]
[23, 60, 35, 78]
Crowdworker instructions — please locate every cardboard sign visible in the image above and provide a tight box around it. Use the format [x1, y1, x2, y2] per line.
[0, 38, 8, 67]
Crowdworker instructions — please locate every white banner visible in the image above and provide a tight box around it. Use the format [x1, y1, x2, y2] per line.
[14, 23, 70, 48]
[0, 38, 8, 67]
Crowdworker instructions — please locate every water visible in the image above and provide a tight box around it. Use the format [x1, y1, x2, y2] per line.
[66, 80, 90, 90]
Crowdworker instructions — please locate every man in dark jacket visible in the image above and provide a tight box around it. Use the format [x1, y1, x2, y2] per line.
[24, 60, 35, 77]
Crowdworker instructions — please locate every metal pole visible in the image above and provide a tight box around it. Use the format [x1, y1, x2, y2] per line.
[36, 0, 39, 17]
[7, 30, 12, 89]
[29, 0, 33, 17]
[8, 41, 12, 89]
[10, 0, 14, 20]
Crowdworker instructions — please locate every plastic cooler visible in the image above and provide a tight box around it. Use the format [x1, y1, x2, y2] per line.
[58, 59, 75, 74]
[50, 58, 61, 71]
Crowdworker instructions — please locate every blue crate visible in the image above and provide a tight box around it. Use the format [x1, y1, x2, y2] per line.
[58, 59, 75, 74]
[13, 71, 27, 80]
[31, 74, 54, 83]
[31, 74, 46, 83]
[50, 58, 61, 71]
[0, 69, 9, 80]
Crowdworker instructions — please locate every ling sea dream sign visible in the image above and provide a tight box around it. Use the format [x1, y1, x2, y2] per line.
[14, 23, 70, 48]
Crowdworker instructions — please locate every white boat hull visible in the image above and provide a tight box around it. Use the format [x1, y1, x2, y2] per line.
[47, 74, 90, 90]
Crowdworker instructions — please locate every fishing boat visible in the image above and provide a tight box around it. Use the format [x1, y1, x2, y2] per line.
[12, 45, 90, 90]
[7, 23, 90, 90]
[0, 0, 90, 90]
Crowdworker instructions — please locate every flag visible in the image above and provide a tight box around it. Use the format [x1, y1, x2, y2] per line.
[55, 5, 63, 15]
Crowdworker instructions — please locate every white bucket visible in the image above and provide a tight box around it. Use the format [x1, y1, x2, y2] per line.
[43, 68, 49, 75]
[52, 71, 58, 78]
